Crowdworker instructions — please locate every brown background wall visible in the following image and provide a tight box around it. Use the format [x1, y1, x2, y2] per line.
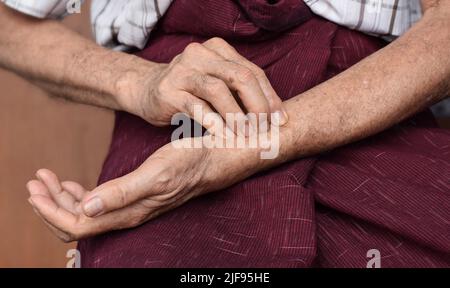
[0, 1, 114, 267]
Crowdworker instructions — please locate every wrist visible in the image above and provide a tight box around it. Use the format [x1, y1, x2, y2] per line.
[255, 101, 315, 169]
[200, 114, 305, 187]
[223, 122, 303, 176]
[113, 57, 165, 116]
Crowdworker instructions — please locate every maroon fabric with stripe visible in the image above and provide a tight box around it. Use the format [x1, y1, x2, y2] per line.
[78, 0, 450, 267]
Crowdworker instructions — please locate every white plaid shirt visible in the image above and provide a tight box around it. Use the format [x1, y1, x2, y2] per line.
[1, 0, 422, 50]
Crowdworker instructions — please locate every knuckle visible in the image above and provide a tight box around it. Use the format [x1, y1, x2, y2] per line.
[236, 67, 255, 83]
[192, 74, 217, 96]
[171, 54, 181, 64]
[253, 66, 266, 78]
[115, 184, 129, 207]
[187, 99, 207, 116]
[195, 74, 209, 89]
[206, 84, 222, 98]
[207, 37, 227, 47]
[182, 97, 195, 114]
[203, 78, 225, 96]
[168, 55, 181, 69]
[170, 60, 189, 75]
[252, 97, 270, 111]
[183, 42, 203, 57]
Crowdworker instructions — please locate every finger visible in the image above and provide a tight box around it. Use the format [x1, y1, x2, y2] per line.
[79, 158, 167, 217]
[27, 178, 81, 215]
[202, 60, 270, 126]
[76, 191, 196, 240]
[26, 180, 50, 197]
[178, 91, 233, 138]
[29, 195, 129, 242]
[181, 43, 270, 130]
[31, 166, 195, 241]
[36, 169, 76, 210]
[29, 201, 73, 243]
[31, 192, 154, 240]
[181, 75, 249, 136]
[203, 38, 288, 126]
[61, 181, 87, 201]
[29, 194, 79, 237]
[35, 169, 79, 214]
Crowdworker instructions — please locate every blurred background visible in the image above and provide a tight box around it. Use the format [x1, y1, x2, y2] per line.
[0, 0, 114, 267]
[0, 1, 448, 268]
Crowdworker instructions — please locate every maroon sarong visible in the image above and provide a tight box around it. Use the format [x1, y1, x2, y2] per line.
[78, 0, 450, 267]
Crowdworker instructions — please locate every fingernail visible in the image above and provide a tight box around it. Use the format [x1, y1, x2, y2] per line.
[274, 110, 288, 126]
[83, 197, 104, 217]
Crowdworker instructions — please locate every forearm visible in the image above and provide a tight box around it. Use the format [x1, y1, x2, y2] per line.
[273, 3, 450, 165]
[0, 4, 158, 112]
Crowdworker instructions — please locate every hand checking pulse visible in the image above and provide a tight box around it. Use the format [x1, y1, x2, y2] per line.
[134, 38, 289, 135]
[0, 5, 290, 242]
[0, 4, 287, 134]
[23, 37, 291, 242]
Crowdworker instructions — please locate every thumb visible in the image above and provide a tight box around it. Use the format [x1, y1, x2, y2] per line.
[81, 168, 152, 217]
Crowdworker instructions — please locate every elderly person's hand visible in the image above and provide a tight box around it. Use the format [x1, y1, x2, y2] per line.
[0, 5, 287, 135]
[128, 37, 288, 135]
[26, 135, 273, 242]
